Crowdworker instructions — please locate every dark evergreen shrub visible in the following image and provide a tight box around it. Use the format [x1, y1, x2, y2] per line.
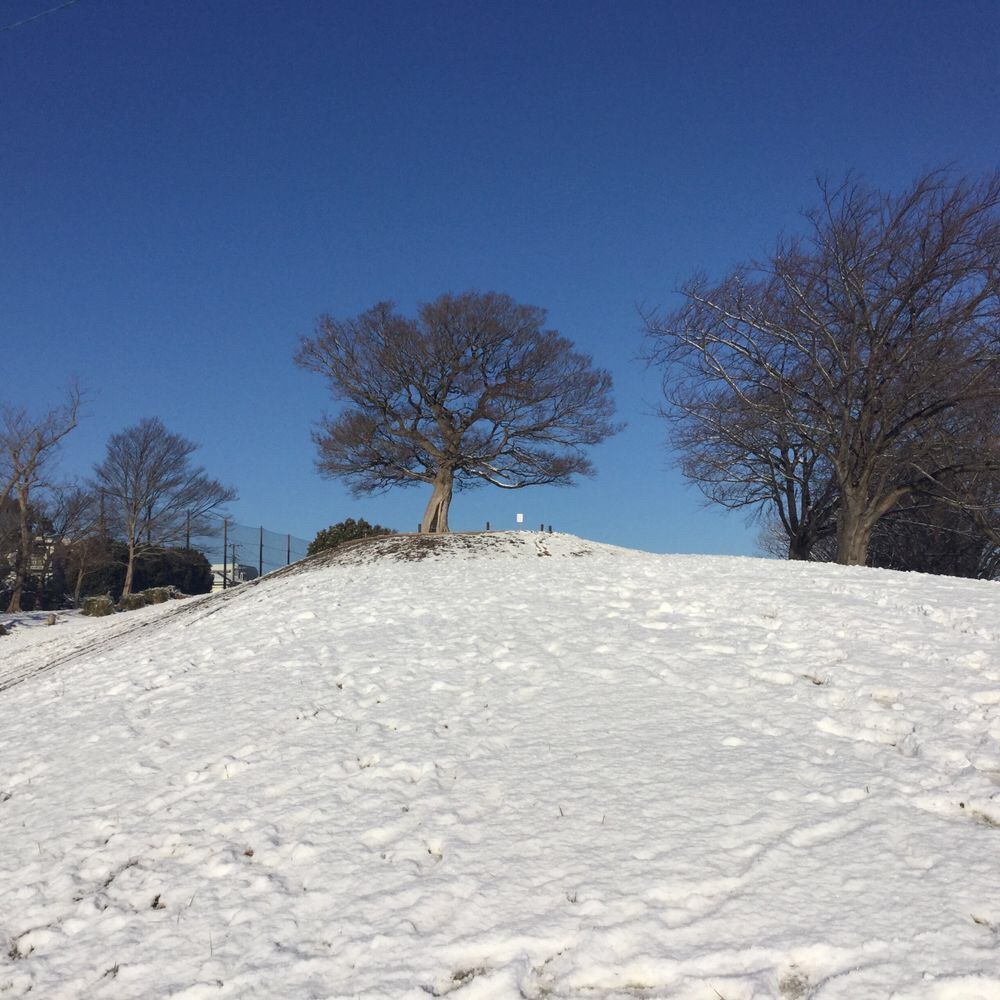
[132, 547, 212, 595]
[307, 518, 394, 556]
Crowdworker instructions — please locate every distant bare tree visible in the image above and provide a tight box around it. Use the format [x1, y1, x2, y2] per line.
[93, 418, 236, 597]
[38, 484, 106, 604]
[296, 291, 620, 532]
[666, 374, 839, 560]
[0, 387, 81, 611]
[645, 170, 1000, 565]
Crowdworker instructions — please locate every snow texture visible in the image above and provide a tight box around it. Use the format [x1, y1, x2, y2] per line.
[1, 531, 999, 999]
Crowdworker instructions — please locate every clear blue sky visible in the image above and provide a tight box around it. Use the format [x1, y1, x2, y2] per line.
[3, 0, 998, 553]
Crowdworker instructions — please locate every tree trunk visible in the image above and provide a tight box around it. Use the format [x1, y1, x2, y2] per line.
[122, 539, 137, 598]
[787, 537, 813, 560]
[6, 487, 31, 612]
[836, 493, 875, 566]
[73, 562, 85, 606]
[7, 567, 23, 613]
[835, 480, 912, 566]
[420, 468, 454, 534]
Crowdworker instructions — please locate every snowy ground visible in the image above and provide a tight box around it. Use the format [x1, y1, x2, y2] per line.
[1, 532, 999, 999]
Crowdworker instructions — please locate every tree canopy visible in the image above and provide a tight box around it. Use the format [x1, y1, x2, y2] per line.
[297, 291, 620, 532]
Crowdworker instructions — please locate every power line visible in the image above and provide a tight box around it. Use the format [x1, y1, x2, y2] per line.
[0, 0, 82, 34]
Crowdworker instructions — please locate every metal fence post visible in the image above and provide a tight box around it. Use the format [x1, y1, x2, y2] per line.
[259, 526, 264, 578]
[286, 533, 291, 566]
[222, 518, 228, 590]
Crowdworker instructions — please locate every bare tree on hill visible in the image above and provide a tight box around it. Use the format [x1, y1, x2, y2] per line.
[645, 169, 1000, 565]
[296, 290, 620, 533]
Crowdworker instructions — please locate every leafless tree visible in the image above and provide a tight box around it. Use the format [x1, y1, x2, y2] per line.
[645, 170, 1000, 565]
[666, 372, 839, 559]
[37, 484, 107, 604]
[296, 291, 620, 532]
[93, 417, 236, 597]
[0, 387, 81, 611]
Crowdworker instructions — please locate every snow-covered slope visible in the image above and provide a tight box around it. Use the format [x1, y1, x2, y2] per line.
[1, 532, 999, 999]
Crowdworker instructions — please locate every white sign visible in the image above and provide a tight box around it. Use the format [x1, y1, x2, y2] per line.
[516, 513, 524, 523]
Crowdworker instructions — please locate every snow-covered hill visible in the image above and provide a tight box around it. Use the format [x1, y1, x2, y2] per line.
[1, 532, 999, 999]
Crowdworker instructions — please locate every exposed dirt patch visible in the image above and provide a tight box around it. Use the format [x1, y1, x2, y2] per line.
[292, 531, 541, 570]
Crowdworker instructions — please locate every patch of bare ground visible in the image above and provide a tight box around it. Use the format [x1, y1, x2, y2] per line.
[267, 531, 599, 577]
[308, 531, 523, 566]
